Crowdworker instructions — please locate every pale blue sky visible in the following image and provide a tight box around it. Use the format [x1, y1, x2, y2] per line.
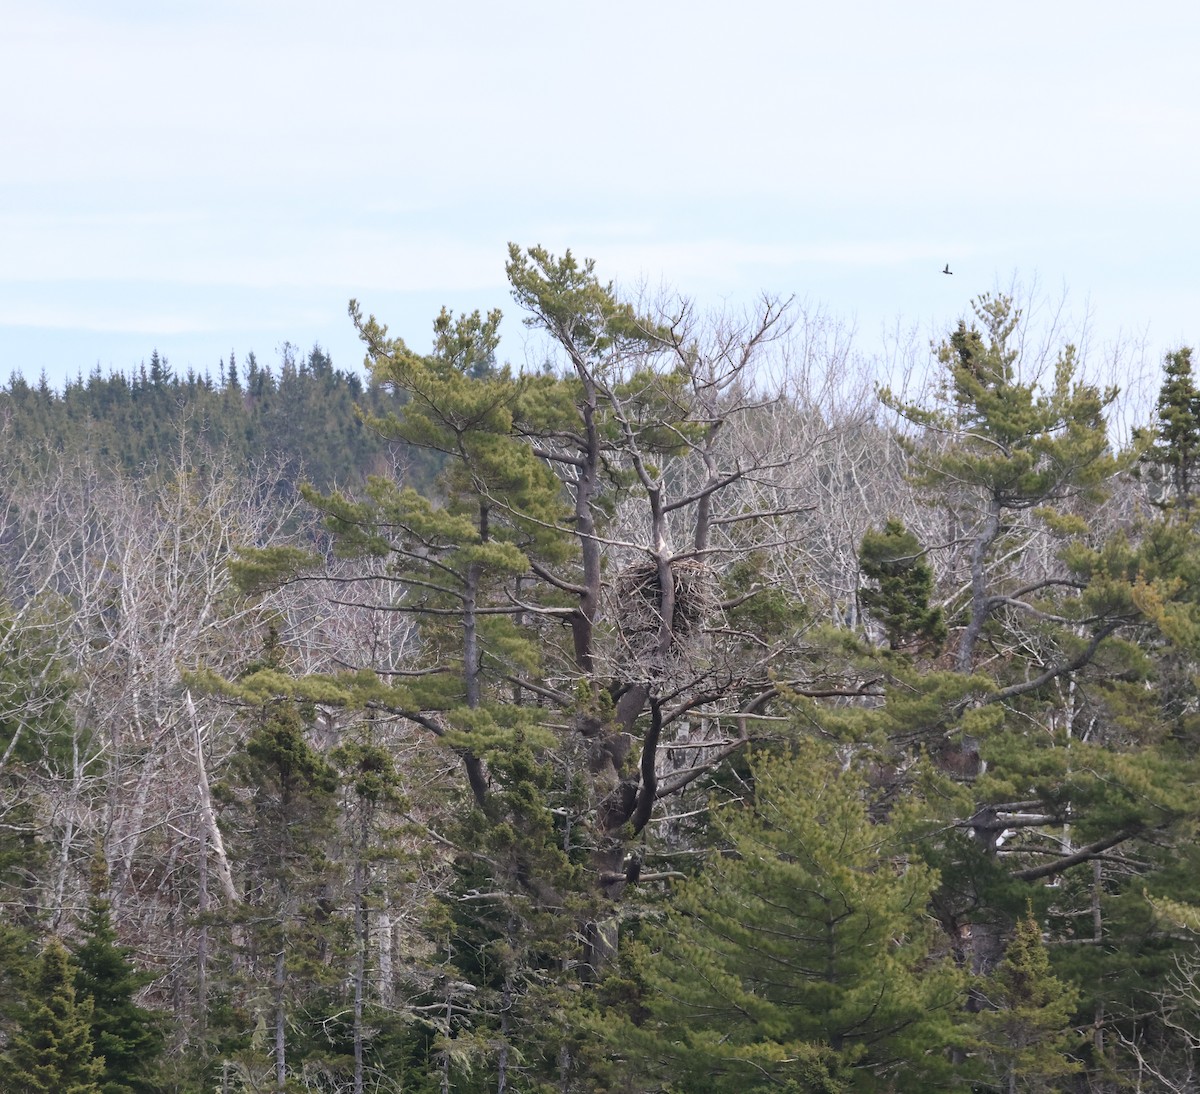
[2, 1, 1197, 390]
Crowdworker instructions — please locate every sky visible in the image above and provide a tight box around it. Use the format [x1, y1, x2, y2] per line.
[2, 1, 1197, 396]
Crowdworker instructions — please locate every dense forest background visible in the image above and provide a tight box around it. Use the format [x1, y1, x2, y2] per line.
[0, 341, 436, 493]
[3, 247, 1200, 1093]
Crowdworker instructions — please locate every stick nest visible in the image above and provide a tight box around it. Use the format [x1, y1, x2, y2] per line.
[612, 558, 719, 647]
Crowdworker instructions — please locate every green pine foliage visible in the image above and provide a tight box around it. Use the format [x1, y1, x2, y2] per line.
[622, 743, 965, 1093]
[0, 921, 38, 1047]
[969, 908, 1082, 1092]
[884, 296, 1117, 513]
[1136, 346, 1200, 509]
[71, 857, 163, 1094]
[880, 293, 1121, 677]
[425, 732, 594, 1093]
[261, 304, 572, 776]
[1, 936, 105, 1094]
[210, 699, 347, 1088]
[858, 517, 946, 650]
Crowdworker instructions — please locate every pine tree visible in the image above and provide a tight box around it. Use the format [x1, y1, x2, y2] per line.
[430, 730, 592, 1093]
[858, 517, 945, 650]
[0, 921, 37, 1047]
[624, 742, 964, 1093]
[881, 293, 1120, 675]
[189, 634, 437, 1087]
[214, 696, 345, 1091]
[288, 304, 570, 813]
[970, 908, 1081, 1093]
[1, 936, 105, 1094]
[328, 732, 422, 1094]
[1137, 346, 1200, 510]
[871, 296, 1196, 991]
[72, 856, 163, 1094]
[148, 349, 170, 387]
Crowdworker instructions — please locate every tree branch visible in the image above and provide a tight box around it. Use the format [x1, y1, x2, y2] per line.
[1011, 828, 1139, 881]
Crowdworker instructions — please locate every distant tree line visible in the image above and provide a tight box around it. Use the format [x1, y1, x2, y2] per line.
[0, 342, 440, 492]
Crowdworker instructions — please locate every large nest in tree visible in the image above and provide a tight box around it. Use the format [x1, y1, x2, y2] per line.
[611, 557, 719, 649]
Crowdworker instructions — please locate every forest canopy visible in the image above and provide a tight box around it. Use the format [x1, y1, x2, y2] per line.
[1, 248, 1200, 1092]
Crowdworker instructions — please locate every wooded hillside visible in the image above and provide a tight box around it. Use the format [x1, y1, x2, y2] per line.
[2, 248, 1199, 1093]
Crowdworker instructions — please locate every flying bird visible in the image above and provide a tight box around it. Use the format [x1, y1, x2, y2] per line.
[942, 264, 953, 275]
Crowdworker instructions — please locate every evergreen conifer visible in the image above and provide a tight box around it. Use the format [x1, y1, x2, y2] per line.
[72, 855, 163, 1094]
[1, 936, 105, 1094]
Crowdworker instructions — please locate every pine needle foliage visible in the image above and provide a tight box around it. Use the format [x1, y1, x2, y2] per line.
[1136, 346, 1200, 510]
[970, 908, 1082, 1093]
[1, 936, 105, 1094]
[858, 517, 946, 650]
[72, 855, 163, 1094]
[623, 742, 965, 1093]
